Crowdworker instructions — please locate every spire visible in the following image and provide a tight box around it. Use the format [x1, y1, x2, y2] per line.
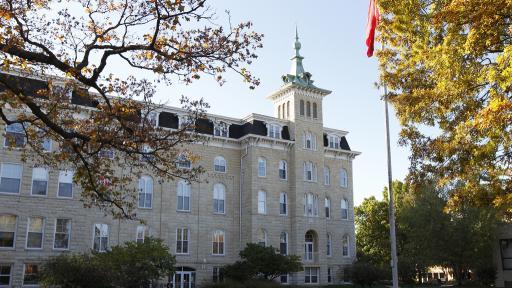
[282, 27, 315, 87]
[290, 27, 305, 76]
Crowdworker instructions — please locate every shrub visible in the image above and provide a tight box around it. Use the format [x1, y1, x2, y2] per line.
[346, 260, 384, 287]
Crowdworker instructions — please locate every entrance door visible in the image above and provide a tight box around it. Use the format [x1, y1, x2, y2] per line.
[173, 271, 195, 288]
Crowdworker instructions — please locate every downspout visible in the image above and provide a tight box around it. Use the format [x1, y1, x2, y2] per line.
[239, 145, 249, 248]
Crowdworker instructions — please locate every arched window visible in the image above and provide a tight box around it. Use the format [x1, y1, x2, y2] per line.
[304, 231, 315, 261]
[342, 235, 350, 257]
[306, 101, 311, 117]
[327, 233, 332, 256]
[304, 161, 317, 182]
[177, 180, 191, 211]
[258, 157, 266, 177]
[299, 100, 305, 116]
[286, 101, 290, 118]
[213, 183, 226, 214]
[214, 156, 226, 173]
[304, 193, 318, 216]
[341, 199, 349, 220]
[258, 190, 266, 214]
[212, 230, 225, 255]
[280, 232, 288, 255]
[279, 192, 288, 215]
[304, 132, 312, 149]
[313, 102, 318, 118]
[325, 197, 331, 219]
[340, 168, 348, 188]
[138, 176, 153, 209]
[0, 215, 17, 248]
[257, 229, 267, 246]
[279, 160, 287, 180]
[324, 166, 330, 185]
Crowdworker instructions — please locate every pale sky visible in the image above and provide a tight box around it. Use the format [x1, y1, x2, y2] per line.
[108, 1, 410, 206]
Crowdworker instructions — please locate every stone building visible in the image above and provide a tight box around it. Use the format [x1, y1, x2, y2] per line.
[0, 34, 360, 287]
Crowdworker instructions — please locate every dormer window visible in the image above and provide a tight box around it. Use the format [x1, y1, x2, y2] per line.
[328, 135, 340, 149]
[214, 121, 229, 137]
[267, 123, 281, 139]
[143, 111, 158, 127]
[179, 115, 195, 131]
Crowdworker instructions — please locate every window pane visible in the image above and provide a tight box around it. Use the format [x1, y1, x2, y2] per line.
[32, 180, 47, 196]
[0, 178, 20, 194]
[0, 215, 16, 248]
[0, 264, 11, 286]
[23, 264, 39, 285]
[58, 183, 73, 197]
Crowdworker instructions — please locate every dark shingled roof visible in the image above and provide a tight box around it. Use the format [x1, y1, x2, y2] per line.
[0, 73, 49, 99]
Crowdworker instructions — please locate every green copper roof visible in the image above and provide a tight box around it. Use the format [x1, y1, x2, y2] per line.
[281, 27, 316, 88]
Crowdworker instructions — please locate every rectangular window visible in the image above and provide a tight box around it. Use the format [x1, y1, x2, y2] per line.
[0, 264, 12, 287]
[501, 239, 512, 270]
[176, 228, 189, 254]
[98, 149, 114, 159]
[136, 225, 148, 244]
[0, 163, 22, 194]
[31, 167, 48, 196]
[214, 122, 229, 137]
[327, 267, 332, 283]
[93, 224, 109, 252]
[213, 267, 224, 283]
[23, 264, 39, 286]
[258, 191, 266, 214]
[279, 193, 287, 215]
[0, 215, 16, 248]
[58, 170, 73, 198]
[268, 124, 281, 139]
[212, 231, 225, 255]
[4, 123, 25, 148]
[26, 217, 44, 249]
[54, 219, 71, 249]
[258, 158, 266, 177]
[280, 274, 288, 284]
[304, 267, 319, 284]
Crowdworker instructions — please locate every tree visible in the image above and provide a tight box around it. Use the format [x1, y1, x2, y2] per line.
[376, 0, 512, 218]
[0, 0, 263, 219]
[223, 243, 303, 281]
[40, 237, 175, 288]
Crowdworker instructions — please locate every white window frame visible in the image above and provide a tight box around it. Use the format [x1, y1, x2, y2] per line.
[324, 166, 330, 185]
[279, 160, 287, 180]
[0, 263, 12, 287]
[176, 153, 192, 169]
[136, 225, 148, 243]
[328, 135, 340, 149]
[0, 215, 17, 249]
[26, 217, 44, 250]
[31, 167, 48, 197]
[53, 218, 71, 250]
[342, 235, 350, 257]
[257, 229, 267, 247]
[340, 168, 348, 188]
[22, 263, 39, 287]
[279, 192, 288, 216]
[257, 190, 266, 215]
[280, 232, 288, 255]
[177, 180, 191, 212]
[257, 157, 266, 177]
[267, 123, 281, 139]
[303, 162, 317, 182]
[92, 223, 109, 252]
[212, 230, 225, 256]
[4, 123, 26, 148]
[214, 156, 227, 173]
[325, 197, 331, 219]
[341, 199, 349, 220]
[138, 175, 153, 209]
[176, 227, 189, 254]
[214, 121, 229, 137]
[327, 233, 332, 257]
[304, 267, 319, 284]
[57, 170, 74, 198]
[213, 183, 226, 214]
[0, 163, 22, 195]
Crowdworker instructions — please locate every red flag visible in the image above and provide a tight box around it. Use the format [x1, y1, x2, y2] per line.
[365, 0, 380, 57]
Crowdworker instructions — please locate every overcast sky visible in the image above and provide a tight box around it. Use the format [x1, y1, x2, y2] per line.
[105, 0, 410, 206]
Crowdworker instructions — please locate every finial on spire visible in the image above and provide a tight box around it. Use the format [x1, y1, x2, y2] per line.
[294, 26, 301, 55]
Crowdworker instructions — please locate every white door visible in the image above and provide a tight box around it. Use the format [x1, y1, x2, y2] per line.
[174, 271, 195, 288]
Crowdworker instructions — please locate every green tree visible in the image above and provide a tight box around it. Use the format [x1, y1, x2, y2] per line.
[0, 0, 262, 219]
[376, 0, 512, 218]
[223, 243, 303, 281]
[40, 237, 175, 288]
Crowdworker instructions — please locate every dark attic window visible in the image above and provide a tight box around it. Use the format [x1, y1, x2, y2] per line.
[0, 73, 49, 99]
[158, 112, 179, 129]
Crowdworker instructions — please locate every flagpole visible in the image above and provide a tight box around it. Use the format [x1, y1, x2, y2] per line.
[382, 45, 399, 288]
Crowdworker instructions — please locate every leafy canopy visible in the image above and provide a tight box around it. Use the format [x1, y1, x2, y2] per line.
[376, 0, 512, 217]
[0, 0, 263, 219]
